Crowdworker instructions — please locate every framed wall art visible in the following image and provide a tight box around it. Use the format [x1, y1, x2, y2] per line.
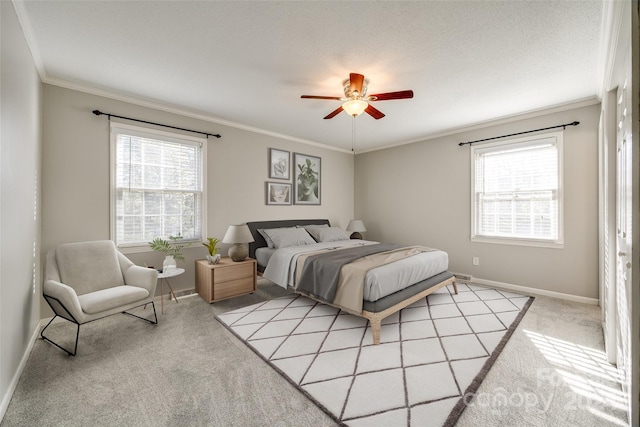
[294, 153, 321, 205]
[265, 181, 292, 205]
[269, 148, 290, 180]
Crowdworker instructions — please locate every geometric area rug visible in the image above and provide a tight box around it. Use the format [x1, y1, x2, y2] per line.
[216, 283, 534, 426]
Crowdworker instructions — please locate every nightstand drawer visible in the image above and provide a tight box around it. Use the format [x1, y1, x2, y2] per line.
[216, 263, 254, 283]
[214, 277, 255, 300]
[195, 258, 257, 303]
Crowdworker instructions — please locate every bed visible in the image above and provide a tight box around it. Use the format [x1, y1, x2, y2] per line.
[247, 219, 457, 344]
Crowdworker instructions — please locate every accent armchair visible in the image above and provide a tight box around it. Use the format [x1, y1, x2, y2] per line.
[41, 240, 159, 356]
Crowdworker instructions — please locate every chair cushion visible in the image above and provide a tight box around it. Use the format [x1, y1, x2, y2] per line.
[78, 286, 149, 314]
[56, 241, 125, 295]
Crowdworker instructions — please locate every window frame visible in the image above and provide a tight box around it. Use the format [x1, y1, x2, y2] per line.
[470, 131, 564, 249]
[109, 122, 207, 253]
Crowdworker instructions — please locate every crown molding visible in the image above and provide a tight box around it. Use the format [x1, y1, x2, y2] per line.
[358, 96, 600, 154]
[11, 0, 350, 155]
[12, 0, 47, 81]
[43, 76, 352, 154]
[599, 0, 626, 95]
[11, 0, 602, 158]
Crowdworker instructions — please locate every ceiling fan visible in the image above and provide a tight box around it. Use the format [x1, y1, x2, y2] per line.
[301, 73, 414, 120]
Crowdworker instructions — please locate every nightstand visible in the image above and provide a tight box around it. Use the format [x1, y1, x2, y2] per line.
[195, 257, 257, 303]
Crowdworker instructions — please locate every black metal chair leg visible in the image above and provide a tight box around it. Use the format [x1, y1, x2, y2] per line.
[42, 301, 157, 356]
[151, 301, 158, 324]
[122, 301, 158, 325]
[40, 315, 80, 356]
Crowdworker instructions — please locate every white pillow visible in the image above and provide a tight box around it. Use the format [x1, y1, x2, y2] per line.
[306, 226, 350, 243]
[263, 227, 316, 249]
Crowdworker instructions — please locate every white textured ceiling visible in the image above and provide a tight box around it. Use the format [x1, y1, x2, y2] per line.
[17, 1, 605, 152]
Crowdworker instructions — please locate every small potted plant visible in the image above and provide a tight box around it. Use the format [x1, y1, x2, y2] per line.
[148, 235, 192, 272]
[203, 237, 221, 264]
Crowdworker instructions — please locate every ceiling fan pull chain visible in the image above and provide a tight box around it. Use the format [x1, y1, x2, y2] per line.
[352, 116, 356, 154]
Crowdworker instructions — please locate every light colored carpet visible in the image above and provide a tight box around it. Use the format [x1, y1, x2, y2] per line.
[0, 280, 628, 426]
[216, 283, 533, 426]
[455, 293, 628, 427]
[1, 284, 337, 427]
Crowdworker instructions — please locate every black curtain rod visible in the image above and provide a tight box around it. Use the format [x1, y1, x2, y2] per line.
[92, 110, 221, 139]
[458, 121, 579, 146]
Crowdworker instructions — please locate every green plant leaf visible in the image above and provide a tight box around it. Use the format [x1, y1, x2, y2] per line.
[149, 235, 192, 263]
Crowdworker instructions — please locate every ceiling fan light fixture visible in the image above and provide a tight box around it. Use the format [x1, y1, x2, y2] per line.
[342, 99, 368, 117]
[301, 72, 412, 120]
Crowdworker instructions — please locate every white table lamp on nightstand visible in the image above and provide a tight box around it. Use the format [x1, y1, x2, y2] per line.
[223, 224, 254, 261]
[347, 219, 366, 239]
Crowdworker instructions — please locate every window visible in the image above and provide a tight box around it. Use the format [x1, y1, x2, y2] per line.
[471, 132, 563, 247]
[110, 123, 206, 249]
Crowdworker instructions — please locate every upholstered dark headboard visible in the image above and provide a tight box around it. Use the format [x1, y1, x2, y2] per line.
[246, 219, 330, 260]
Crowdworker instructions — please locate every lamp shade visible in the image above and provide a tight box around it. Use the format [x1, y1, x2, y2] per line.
[223, 224, 254, 262]
[346, 219, 367, 233]
[222, 224, 254, 244]
[342, 99, 368, 117]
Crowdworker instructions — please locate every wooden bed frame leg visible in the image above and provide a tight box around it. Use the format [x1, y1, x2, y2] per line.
[452, 279, 458, 294]
[370, 319, 381, 345]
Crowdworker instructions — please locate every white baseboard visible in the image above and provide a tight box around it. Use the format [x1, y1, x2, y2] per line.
[0, 320, 45, 421]
[471, 276, 600, 306]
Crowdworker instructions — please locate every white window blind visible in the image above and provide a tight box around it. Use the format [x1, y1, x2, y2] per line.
[471, 132, 563, 246]
[111, 124, 205, 248]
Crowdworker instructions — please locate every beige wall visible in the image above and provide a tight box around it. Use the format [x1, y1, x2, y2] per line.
[38, 89, 600, 307]
[355, 104, 600, 299]
[41, 85, 354, 301]
[1, 1, 43, 417]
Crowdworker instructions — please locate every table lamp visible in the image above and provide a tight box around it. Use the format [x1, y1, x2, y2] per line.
[223, 224, 254, 261]
[346, 219, 366, 239]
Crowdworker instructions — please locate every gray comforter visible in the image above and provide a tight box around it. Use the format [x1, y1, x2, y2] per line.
[296, 243, 402, 303]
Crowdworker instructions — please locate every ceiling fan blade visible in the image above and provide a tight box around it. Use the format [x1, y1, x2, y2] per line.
[324, 106, 344, 119]
[369, 90, 414, 101]
[301, 95, 342, 100]
[365, 104, 385, 120]
[349, 73, 365, 94]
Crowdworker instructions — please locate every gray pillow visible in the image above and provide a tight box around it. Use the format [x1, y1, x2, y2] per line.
[306, 226, 350, 243]
[257, 228, 281, 249]
[296, 224, 328, 229]
[262, 227, 316, 249]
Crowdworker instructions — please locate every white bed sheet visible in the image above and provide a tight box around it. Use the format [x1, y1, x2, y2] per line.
[364, 250, 448, 301]
[262, 240, 449, 302]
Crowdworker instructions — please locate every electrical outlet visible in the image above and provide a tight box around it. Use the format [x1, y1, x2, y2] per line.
[472, 257, 480, 266]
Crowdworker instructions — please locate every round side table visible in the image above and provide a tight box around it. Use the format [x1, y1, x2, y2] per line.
[157, 268, 184, 314]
